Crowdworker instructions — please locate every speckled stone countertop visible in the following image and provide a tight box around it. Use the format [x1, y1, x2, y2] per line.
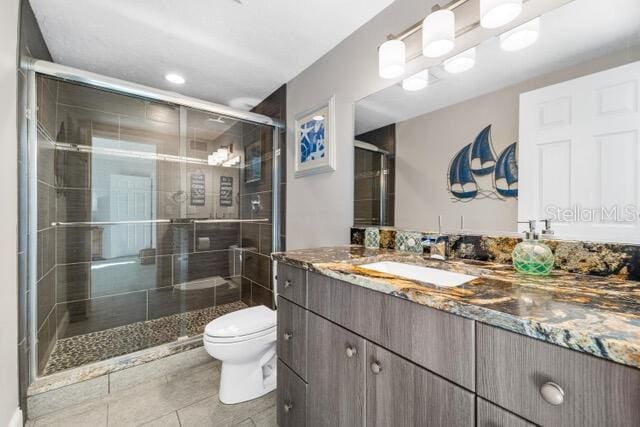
[272, 245, 640, 369]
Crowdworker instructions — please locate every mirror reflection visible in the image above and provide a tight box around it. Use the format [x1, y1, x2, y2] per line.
[354, 0, 640, 243]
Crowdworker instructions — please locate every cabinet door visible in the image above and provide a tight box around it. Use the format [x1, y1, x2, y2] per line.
[307, 311, 366, 426]
[277, 297, 307, 380]
[476, 398, 534, 427]
[366, 342, 474, 427]
[277, 262, 307, 307]
[277, 360, 307, 427]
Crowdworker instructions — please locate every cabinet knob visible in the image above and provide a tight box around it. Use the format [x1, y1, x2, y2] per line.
[540, 382, 564, 405]
[370, 361, 382, 374]
[345, 345, 357, 358]
[284, 280, 291, 289]
[283, 330, 293, 340]
[284, 402, 293, 413]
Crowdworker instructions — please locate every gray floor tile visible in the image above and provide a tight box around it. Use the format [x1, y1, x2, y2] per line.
[28, 375, 109, 419]
[250, 406, 276, 427]
[32, 400, 108, 427]
[233, 418, 255, 427]
[177, 392, 276, 427]
[139, 411, 181, 427]
[107, 362, 220, 426]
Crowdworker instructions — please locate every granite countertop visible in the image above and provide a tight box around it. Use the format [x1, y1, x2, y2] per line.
[272, 245, 640, 370]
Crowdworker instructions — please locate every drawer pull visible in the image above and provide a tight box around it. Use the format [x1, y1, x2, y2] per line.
[540, 382, 564, 405]
[284, 280, 292, 289]
[345, 345, 357, 358]
[283, 330, 293, 340]
[284, 402, 293, 413]
[370, 361, 382, 374]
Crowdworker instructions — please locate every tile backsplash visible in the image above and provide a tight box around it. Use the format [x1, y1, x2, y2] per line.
[351, 227, 640, 281]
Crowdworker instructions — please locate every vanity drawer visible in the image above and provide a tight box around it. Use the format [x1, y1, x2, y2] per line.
[476, 398, 534, 427]
[277, 296, 307, 380]
[308, 274, 475, 390]
[277, 262, 307, 307]
[277, 359, 307, 427]
[477, 323, 640, 427]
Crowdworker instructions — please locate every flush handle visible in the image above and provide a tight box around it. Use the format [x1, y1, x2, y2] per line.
[284, 280, 291, 289]
[540, 382, 564, 406]
[345, 345, 357, 358]
[284, 402, 293, 413]
[370, 361, 382, 374]
[283, 330, 293, 341]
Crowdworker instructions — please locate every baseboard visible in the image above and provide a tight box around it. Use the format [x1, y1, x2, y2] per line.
[8, 407, 23, 427]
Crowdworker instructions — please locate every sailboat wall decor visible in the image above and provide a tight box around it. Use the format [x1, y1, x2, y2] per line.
[494, 142, 518, 198]
[447, 125, 518, 201]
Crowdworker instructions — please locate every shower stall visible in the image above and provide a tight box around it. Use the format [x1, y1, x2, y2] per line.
[24, 61, 283, 380]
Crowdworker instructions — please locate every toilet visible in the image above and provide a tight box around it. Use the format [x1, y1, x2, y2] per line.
[203, 305, 277, 404]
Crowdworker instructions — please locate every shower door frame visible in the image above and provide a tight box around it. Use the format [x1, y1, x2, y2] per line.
[25, 59, 283, 381]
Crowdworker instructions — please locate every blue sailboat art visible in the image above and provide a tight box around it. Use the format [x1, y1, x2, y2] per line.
[448, 144, 478, 199]
[494, 142, 518, 198]
[469, 125, 496, 176]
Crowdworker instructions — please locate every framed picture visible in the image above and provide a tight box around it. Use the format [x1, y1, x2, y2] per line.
[294, 95, 336, 177]
[244, 139, 261, 183]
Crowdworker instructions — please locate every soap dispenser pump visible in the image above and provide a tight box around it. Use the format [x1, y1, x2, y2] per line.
[512, 220, 555, 275]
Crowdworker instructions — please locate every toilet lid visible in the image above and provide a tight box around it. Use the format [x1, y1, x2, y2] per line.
[205, 306, 276, 338]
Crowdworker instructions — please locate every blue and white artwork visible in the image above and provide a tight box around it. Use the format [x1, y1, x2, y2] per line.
[300, 119, 325, 164]
[294, 96, 336, 177]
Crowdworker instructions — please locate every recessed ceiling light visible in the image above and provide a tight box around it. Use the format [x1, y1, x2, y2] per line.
[444, 47, 476, 74]
[165, 73, 185, 84]
[312, 115, 325, 121]
[500, 18, 540, 52]
[402, 69, 430, 91]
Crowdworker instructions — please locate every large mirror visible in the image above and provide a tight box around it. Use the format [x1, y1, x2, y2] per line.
[354, 0, 640, 243]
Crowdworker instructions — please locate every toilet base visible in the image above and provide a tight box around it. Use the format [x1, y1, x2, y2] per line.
[218, 353, 277, 404]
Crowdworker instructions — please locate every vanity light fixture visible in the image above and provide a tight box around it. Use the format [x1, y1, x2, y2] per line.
[480, 0, 523, 29]
[378, 39, 406, 79]
[165, 73, 185, 84]
[422, 9, 455, 58]
[402, 69, 430, 91]
[499, 17, 540, 52]
[444, 47, 476, 73]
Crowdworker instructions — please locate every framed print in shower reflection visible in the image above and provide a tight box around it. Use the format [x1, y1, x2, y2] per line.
[294, 95, 336, 177]
[245, 139, 262, 183]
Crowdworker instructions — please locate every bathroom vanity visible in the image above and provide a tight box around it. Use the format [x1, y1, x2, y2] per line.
[273, 246, 640, 427]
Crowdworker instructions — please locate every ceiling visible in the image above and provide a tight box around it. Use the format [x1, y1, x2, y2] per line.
[355, 0, 640, 134]
[30, 0, 394, 111]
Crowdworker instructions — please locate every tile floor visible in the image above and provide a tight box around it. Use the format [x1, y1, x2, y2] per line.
[28, 354, 276, 426]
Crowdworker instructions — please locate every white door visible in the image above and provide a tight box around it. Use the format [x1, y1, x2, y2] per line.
[108, 174, 153, 258]
[519, 61, 640, 244]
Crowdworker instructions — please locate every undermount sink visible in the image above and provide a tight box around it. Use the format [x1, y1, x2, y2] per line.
[359, 261, 477, 287]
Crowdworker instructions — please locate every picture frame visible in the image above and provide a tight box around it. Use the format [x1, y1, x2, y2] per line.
[244, 139, 262, 183]
[294, 95, 336, 177]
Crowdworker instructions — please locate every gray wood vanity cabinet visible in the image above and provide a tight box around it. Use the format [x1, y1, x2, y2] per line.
[275, 261, 640, 427]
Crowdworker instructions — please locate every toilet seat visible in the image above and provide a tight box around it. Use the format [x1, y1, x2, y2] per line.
[204, 305, 276, 342]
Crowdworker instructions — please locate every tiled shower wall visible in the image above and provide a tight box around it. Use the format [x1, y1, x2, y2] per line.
[240, 85, 286, 309]
[354, 124, 395, 227]
[18, 0, 52, 411]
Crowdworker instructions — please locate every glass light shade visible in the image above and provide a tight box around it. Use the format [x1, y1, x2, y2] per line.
[480, 0, 522, 29]
[422, 9, 455, 58]
[379, 40, 406, 79]
[402, 69, 430, 91]
[500, 18, 540, 52]
[444, 47, 476, 73]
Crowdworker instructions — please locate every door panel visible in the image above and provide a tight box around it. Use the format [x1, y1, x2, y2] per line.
[519, 60, 640, 243]
[307, 311, 366, 426]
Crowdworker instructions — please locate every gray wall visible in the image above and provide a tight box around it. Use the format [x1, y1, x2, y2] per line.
[285, 0, 435, 249]
[1, 0, 20, 424]
[395, 48, 640, 234]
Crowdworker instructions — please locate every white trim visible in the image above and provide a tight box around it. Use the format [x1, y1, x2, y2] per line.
[9, 407, 23, 427]
[294, 95, 337, 177]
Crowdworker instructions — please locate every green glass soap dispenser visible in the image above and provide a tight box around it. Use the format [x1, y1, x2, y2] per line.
[512, 220, 555, 275]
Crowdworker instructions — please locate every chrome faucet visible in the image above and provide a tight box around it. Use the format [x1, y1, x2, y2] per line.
[421, 235, 449, 260]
